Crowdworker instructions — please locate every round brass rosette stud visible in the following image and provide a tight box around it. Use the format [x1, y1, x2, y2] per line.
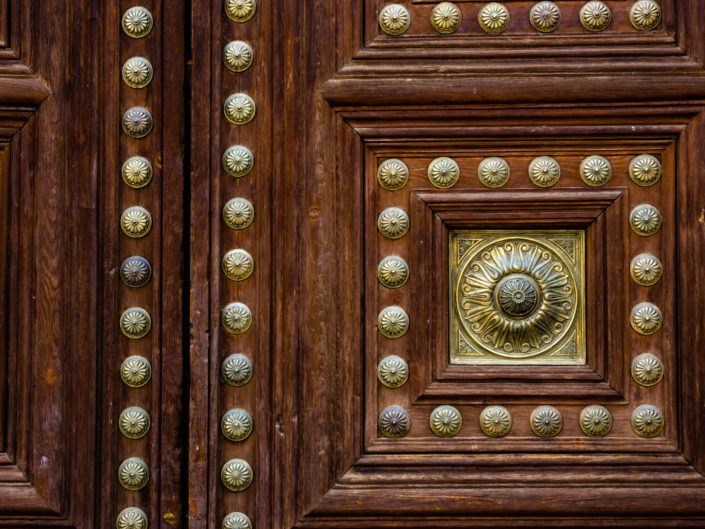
[629, 154, 662, 186]
[222, 249, 254, 282]
[479, 405, 512, 437]
[630, 0, 661, 31]
[121, 256, 152, 288]
[221, 354, 253, 387]
[122, 106, 153, 139]
[224, 93, 256, 125]
[530, 1, 561, 33]
[222, 145, 254, 177]
[528, 156, 560, 187]
[378, 405, 411, 438]
[225, 0, 256, 23]
[630, 253, 662, 286]
[120, 307, 152, 339]
[221, 302, 253, 335]
[222, 512, 252, 529]
[478, 156, 510, 188]
[117, 507, 149, 529]
[580, 155, 611, 187]
[122, 156, 153, 189]
[377, 207, 410, 240]
[630, 204, 662, 236]
[121, 206, 152, 238]
[223, 197, 255, 230]
[631, 404, 664, 437]
[430, 405, 462, 437]
[631, 353, 664, 387]
[379, 3, 411, 36]
[221, 408, 253, 442]
[118, 457, 150, 491]
[580, 1, 611, 32]
[530, 405, 562, 437]
[377, 305, 409, 339]
[119, 406, 151, 439]
[377, 355, 409, 388]
[630, 302, 662, 336]
[122, 57, 153, 89]
[431, 2, 462, 34]
[579, 405, 612, 437]
[377, 159, 409, 191]
[223, 41, 253, 72]
[377, 256, 409, 289]
[478, 2, 510, 34]
[221, 458, 253, 491]
[428, 156, 460, 188]
[121, 355, 152, 387]
[122, 7, 153, 38]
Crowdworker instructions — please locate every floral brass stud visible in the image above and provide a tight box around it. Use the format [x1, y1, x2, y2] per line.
[122, 57, 153, 89]
[479, 405, 512, 437]
[122, 107, 153, 139]
[377, 256, 409, 288]
[223, 41, 253, 72]
[379, 4, 411, 36]
[122, 156, 153, 188]
[116, 507, 148, 529]
[478, 3, 510, 34]
[580, 1, 611, 32]
[120, 307, 152, 339]
[377, 306, 409, 339]
[119, 406, 151, 439]
[631, 404, 664, 437]
[377, 355, 409, 388]
[478, 156, 510, 188]
[122, 7, 153, 38]
[120, 256, 152, 288]
[121, 355, 152, 387]
[222, 249, 254, 282]
[630, 204, 662, 236]
[530, 405, 562, 437]
[528, 156, 560, 187]
[378, 405, 411, 438]
[221, 302, 253, 335]
[118, 457, 150, 491]
[224, 93, 256, 125]
[223, 197, 255, 230]
[377, 159, 409, 191]
[630, 302, 662, 335]
[221, 353, 253, 387]
[630, 0, 661, 31]
[222, 145, 254, 177]
[631, 353, 664, 387]
[221, 408, 253, 442]
[629, 154, 661, 186]
[430, 405, 462, 437]
[580, 155, 611, 187]
[630, 253, 662, 286]
[530, 1, 561, 33]
[221, 458, 253, 491]
[431, 2, 462, 34]
[579, 405, 612, 437]
[428, 156, 460, 188]
[377, 207, 410, 240]
[225, 0, 256, 23]
[222, 513, 252, 529]
[121, 206, 152, 238]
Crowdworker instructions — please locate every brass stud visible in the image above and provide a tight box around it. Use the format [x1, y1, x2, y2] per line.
[222, 249, 254, 282]
[377, 256, 409, 289]
[120, 307, 152, 339]
[530, 1, 561, 33]
[631, 353, 664, 387]
[428, 156, 460, 188]
[378, 405, 411, 438]
[120, 256, 152, 288]
[630, 302, 662, 335]
[221, 458, 253, 491]
[580, 1, 611, 32]
[222, 302, 253, 335]
[222, 513, 252, 529]
[122, 107, 153, 139]
[579, 405, 612, 437]
[530, 405, 562, 437]
[430, 405, 462, 437]
[580, 155, 611, 187]
[377, 305, 409, 339]
[377, 355, 409, 388]
[377, 159, 409, 191]
[118, 457, 150, 491]
[528, 156, 560, 187]
[379, 4, 411, 36]
[119, 406, 151, 439]
[120, 355, 152, 387]
[630, 253, 662, 286]
[223, 197, 255, 230]
[631, 404, 664, 437]
[479, 405, 512, 437]
[224, 93, 256, 125]
[630, 204, 662, 236]
[377, 207, 410, 240]
[629, 154, 661, 186]
[122, 57, 153, 89]
[478, 3, 510, 34]
[223, 41, 253, 72]
[122, 7, 154, 39]
[221, 353, 253, 387]
[431, 2, 462, 35]
[121, 206, 152, 238]
[116, 507, 149, 529]
[225, 0, 256, 23]
[630, 0, 661, 31]
[222, 145, 254, 178]
[122, 156, 153, 189]
[221, 408, 253, 442]
[478, 156, 510, 188]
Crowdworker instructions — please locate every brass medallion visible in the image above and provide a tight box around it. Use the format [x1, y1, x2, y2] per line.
[223, 197, 255, 230]
[221, 353, 253, 387]
[120, 256, 152, 288]
[222, 145, 254, 177]
[377, 159, 409, 191]
[378, 406, 411, 438]
[528, 156, 560, 187]
[223, 41, 253, 72]
[579, 405, 612, 437]
[479, 405, 512, 437]
[579, 1, 611, 32]
[222, 513, 252, 529]
[631, 404, 664, 437]
[221, 458, 253, 491]
[223, 249, 254, 282]
[630, 253, 662, 286]
[450, 231, 585, 365]
[530, 1, 561, 33]
[630, 0, 661, 31]
[631, 353, 664, 387]
[120, 307, 152, 339]
[225, 0, 256, 22]
[630, 204, 662, 236]
[530, 405, 562, 437]
[117, 507, 149, 529]
[377, 256, 409, 289]
[121, 206, 152, 238]
[580, 155, 611, 187]
[224, 93, 256, 125]
[431, 2, 462, 35]
[118, 457, 150, 491]
[377, 306, 409, 339]
[430, 405, 462, 437]
[119, 406, 151, 439]
[122, 7, 153, 38]
[121, 355, 152, 387]
[122, 107, 153, 139]
[630, 302, 662, 335]
[379, 4, 411, 36]
[222, 302, 253, 335]
[122, 57, 153, 89]
[478, 3, 510, 34]
[122, 156, 153, 188]
[377, 355, 409, 388]
[221, 408, 253, 442]
[629, 154, 661, 186]
[377, 207, 410, 240]
[478, 156, 510, 188]
[428, 157, 460, 188]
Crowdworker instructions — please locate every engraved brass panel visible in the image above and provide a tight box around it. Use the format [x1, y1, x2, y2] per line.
[449, 230, 586, 365]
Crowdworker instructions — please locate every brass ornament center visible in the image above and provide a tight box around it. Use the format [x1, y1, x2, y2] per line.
[495, 273, 540, 318]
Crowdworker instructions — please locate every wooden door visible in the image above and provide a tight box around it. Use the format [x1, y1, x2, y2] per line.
[2, 1, 705, 528]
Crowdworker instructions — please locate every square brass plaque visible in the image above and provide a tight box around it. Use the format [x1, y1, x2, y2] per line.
[449, 230, 586, 365]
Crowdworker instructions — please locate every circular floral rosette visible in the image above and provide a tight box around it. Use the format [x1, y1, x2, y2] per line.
[630, 253, 662, 286]
[478, 157, 510, 188]
[222, 512, 252, 529]
[121, 355, 152, 387]
[630, 0, 661, 31]
[631, 353, 664, 387]
[580, 1, 611, 32]
[629, 154, 661, 186]
[428, 157, 460, 188]
[221, 353, 253, 387]
[118, 457, 150, 491]
[221, 408, 253, 442]
[479, 405, 512, 437]
[120, 256, 152, 288]
[630, 204, 662, 236]
[530, 1, 561, 33]
[430, 405, 462, 437]
[377, 305, 409, 339]
[224, 93, 256, 125]
[630, 302, 662, 335]
[116, 507, 148, 529]
[122, 7, 153, 38]
[631, 404, 664, 437]
[223, 197, 255, 230]
[377, 159, 409, 190]
[222, 145, 254, 177]
[377, 256, 409, 289]
[223, 40, 253, 72]
[378, 405, 411, 438]
[222, 249, 254, 281]
[377, 355, 409, 388]
[122, 57, 153, 88]
[431, 2, 462, 34]
[122, 107, 153, 138]
[221, 302, 253, 335]
[225, 0, 257, 22]
[119, 406, 151, 439]
[120, 307, 152, 339]
[377, 207, 410, 240]
[530, 405, 562, 437]
[528, 156, 560, 187]
[580, 155, 611, 187]
[379, 4, 411, 35]
[122, 156, 153, 188]
[221, 458, 253, 491]
[579, 405, 612, 437]
[478, 2, 510, 34]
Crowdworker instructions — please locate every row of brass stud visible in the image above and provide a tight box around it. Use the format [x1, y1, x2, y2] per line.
[380, 1, 661, 36]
